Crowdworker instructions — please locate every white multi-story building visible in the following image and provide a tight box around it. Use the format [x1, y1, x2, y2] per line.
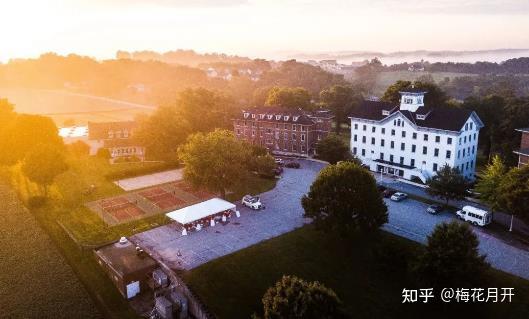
[349, 88, 484, 182]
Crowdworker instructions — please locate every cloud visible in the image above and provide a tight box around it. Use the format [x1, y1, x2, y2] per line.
[101, 0, 249, 7]
[367, 0, 529, 15]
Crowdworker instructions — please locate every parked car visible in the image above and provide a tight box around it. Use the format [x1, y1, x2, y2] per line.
[241, 195, 263, 210]
[456, 205, 492, 227]
[376, 184, 387, 193]
[275, 158, 284, 166]
[383, 189, 396, 198]
[426, 204, 443, 215]
[390, 192, 408, 202]
[285, 161, 301, 168]
[273, 166, 283, 176]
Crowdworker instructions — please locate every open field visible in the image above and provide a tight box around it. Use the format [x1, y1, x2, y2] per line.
[0, 182, 101, 318]
[183, 226, 529, 319]
[0, 87, 155, 125]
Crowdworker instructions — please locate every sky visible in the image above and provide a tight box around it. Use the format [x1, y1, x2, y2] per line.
[1, 0, 529, 62]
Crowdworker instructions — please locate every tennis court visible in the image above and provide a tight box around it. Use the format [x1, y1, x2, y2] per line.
[98, 197, 146, 224]
[138, 187, 185, 210]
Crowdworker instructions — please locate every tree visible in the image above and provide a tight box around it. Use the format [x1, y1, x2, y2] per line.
[315, 134, 351, 164]
[67, 140, 90, 157]
[319, 85, 362, 134]
[354, 58, 383, 93]
[426, 164, 469, 206]
[260, 275, 346, 319]
[415, 221, 489, 288]
[178, 129, 250, 198]
[382, 80, 449, 108]
[265, 86, 312, 109]
[22, 145, 68, 196]
[252, 154, 276, 178]
[302, 161, 387, 235]
[475, 155, 507, 213]
[0, 114, 64, 166]
[498, 165, 529, 225]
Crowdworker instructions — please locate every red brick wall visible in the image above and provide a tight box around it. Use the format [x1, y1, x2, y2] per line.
[521, 132, 529, 149]
[520, 155, 529, 167]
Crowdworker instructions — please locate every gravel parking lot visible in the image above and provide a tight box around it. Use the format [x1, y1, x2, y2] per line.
[131, 159, 325, 270]
[132, 161, 529, 280]
[384, 197, 529, 280]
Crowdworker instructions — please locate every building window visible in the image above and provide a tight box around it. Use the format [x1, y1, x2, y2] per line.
[390, 141, 394, 149]
[293, 125, 297, 131]
[466, 162, 469, 170]
[354, 123, 358, 130]
[470, 123, 473, 130]
[362, 136, 366, 143]
[464, 136, 467, 143]
[400, 157, 404, 164]
[363, 125, 367, 131]
[458, 150, 461, 159]
[434, 148, 439, 157]
[371, 137, 375, 145]
[423, 134, 428, 141]
[292, 133, 296, 140]
[354, 134, 357, 142]
[380, 153, 384, 160]
[423, 146, 427, 155]
[362, 149, 366, 156]
[397, 119, 401, 126]
[402, 131, 406, 138]
[446, 150, 451, 159]
[391, 129, 395, 136]
[381, 139, 385, 147]
[292, 144, 297, 152]
[301, 134, 305, 141]
[301, 145, 305, 152]
[472, 146, 475, 154]
[382, 128, 386, 134]
[463, 149, 466, 157]
[352, 147, 357, 154]
[412, 132, 417, 139]
[236, 129, 241, 135]
[390, 155, 394, 162]
[459, 138, 462, 145]
[435, 136, 440, 143]
[447, 137, 452, 145]
[372, 127, 376, 133]
[410, 159, 415, 167]
[412, 145, 416, 153]
[400, 143, 405, 151]
[465, 123, 468, 131]
[433, 163, 438, 171]
[473, 133, 476, 140]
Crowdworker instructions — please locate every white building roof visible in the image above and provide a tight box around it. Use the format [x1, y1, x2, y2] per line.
[166, 198, 235, 225]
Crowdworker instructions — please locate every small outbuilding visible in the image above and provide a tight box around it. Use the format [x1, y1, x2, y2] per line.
[95, 237, 158, 299]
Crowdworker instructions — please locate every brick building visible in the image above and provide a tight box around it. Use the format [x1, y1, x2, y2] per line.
[514, 128, 529, 167]
[233, 107, 333, 157]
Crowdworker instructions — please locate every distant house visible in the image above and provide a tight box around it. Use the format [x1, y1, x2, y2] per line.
[514, 128, 529, 167]
[87, 121, 145, 161]
[408, 62, 425, 72]
[233, 107, 333, 157]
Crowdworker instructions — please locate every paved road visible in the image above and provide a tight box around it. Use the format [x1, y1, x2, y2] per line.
[375, 174, 529, 237]
[384, 197, 529, 280]
[131, 160, 325, 270]
[132, 161, 529, 280]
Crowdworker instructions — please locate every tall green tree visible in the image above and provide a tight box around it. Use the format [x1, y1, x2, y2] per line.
[265, 86, 312, 109]
[22, 145, 68, 196]
[315, 134, 352, 164]
[260, 275, 346, 319]
[475, 155, 507, 213]
[302, 161, 387, 235]
[498, 165, 529, 225]
[319, 85, 362, 134]
[178, 129, 250, 198]
[426, 164, 469, 206]
[415, 221, 489, 288]
[0, 114, 64, 166]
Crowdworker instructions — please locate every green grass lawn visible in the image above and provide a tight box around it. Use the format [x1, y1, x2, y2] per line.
[183, 226, 529, 319]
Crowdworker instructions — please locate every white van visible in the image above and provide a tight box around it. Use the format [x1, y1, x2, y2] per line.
[456, 205, 492, 227]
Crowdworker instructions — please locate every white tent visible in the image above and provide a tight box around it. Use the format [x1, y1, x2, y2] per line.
[166, 198, 236, 225]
